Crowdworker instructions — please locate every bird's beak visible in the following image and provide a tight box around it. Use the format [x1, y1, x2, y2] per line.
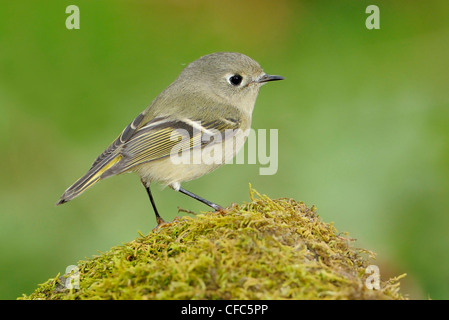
[257, 74, 285, 83]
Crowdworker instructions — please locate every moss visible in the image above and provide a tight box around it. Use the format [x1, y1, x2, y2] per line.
[20, 186, 405, 300]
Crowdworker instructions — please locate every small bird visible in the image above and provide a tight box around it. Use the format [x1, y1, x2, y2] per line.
[56, 52, 284, 226]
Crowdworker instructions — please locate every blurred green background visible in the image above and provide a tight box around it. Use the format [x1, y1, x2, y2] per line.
[1, 0, 448, 299]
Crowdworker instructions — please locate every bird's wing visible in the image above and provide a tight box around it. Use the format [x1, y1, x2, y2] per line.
[105, 116, 242, 175]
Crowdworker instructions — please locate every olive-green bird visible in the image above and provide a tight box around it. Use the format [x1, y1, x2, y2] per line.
[56, 52, 284, 226]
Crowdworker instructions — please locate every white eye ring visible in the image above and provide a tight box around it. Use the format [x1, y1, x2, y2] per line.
[227, 74, 243, 86]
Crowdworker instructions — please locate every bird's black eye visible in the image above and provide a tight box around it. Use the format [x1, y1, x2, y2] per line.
[228, 74, 243, 86]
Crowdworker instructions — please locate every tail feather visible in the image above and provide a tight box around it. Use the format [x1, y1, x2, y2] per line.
[56, 154, 122, 205]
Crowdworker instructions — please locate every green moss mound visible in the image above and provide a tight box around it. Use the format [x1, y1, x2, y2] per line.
[21, 187, 405, 300]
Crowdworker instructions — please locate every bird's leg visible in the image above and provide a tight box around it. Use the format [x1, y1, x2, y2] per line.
[178, 187, 223, 211]
[142, 181, 166, 227]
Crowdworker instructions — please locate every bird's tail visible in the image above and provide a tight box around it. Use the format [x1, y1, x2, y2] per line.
[56, 154, 122, 205]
